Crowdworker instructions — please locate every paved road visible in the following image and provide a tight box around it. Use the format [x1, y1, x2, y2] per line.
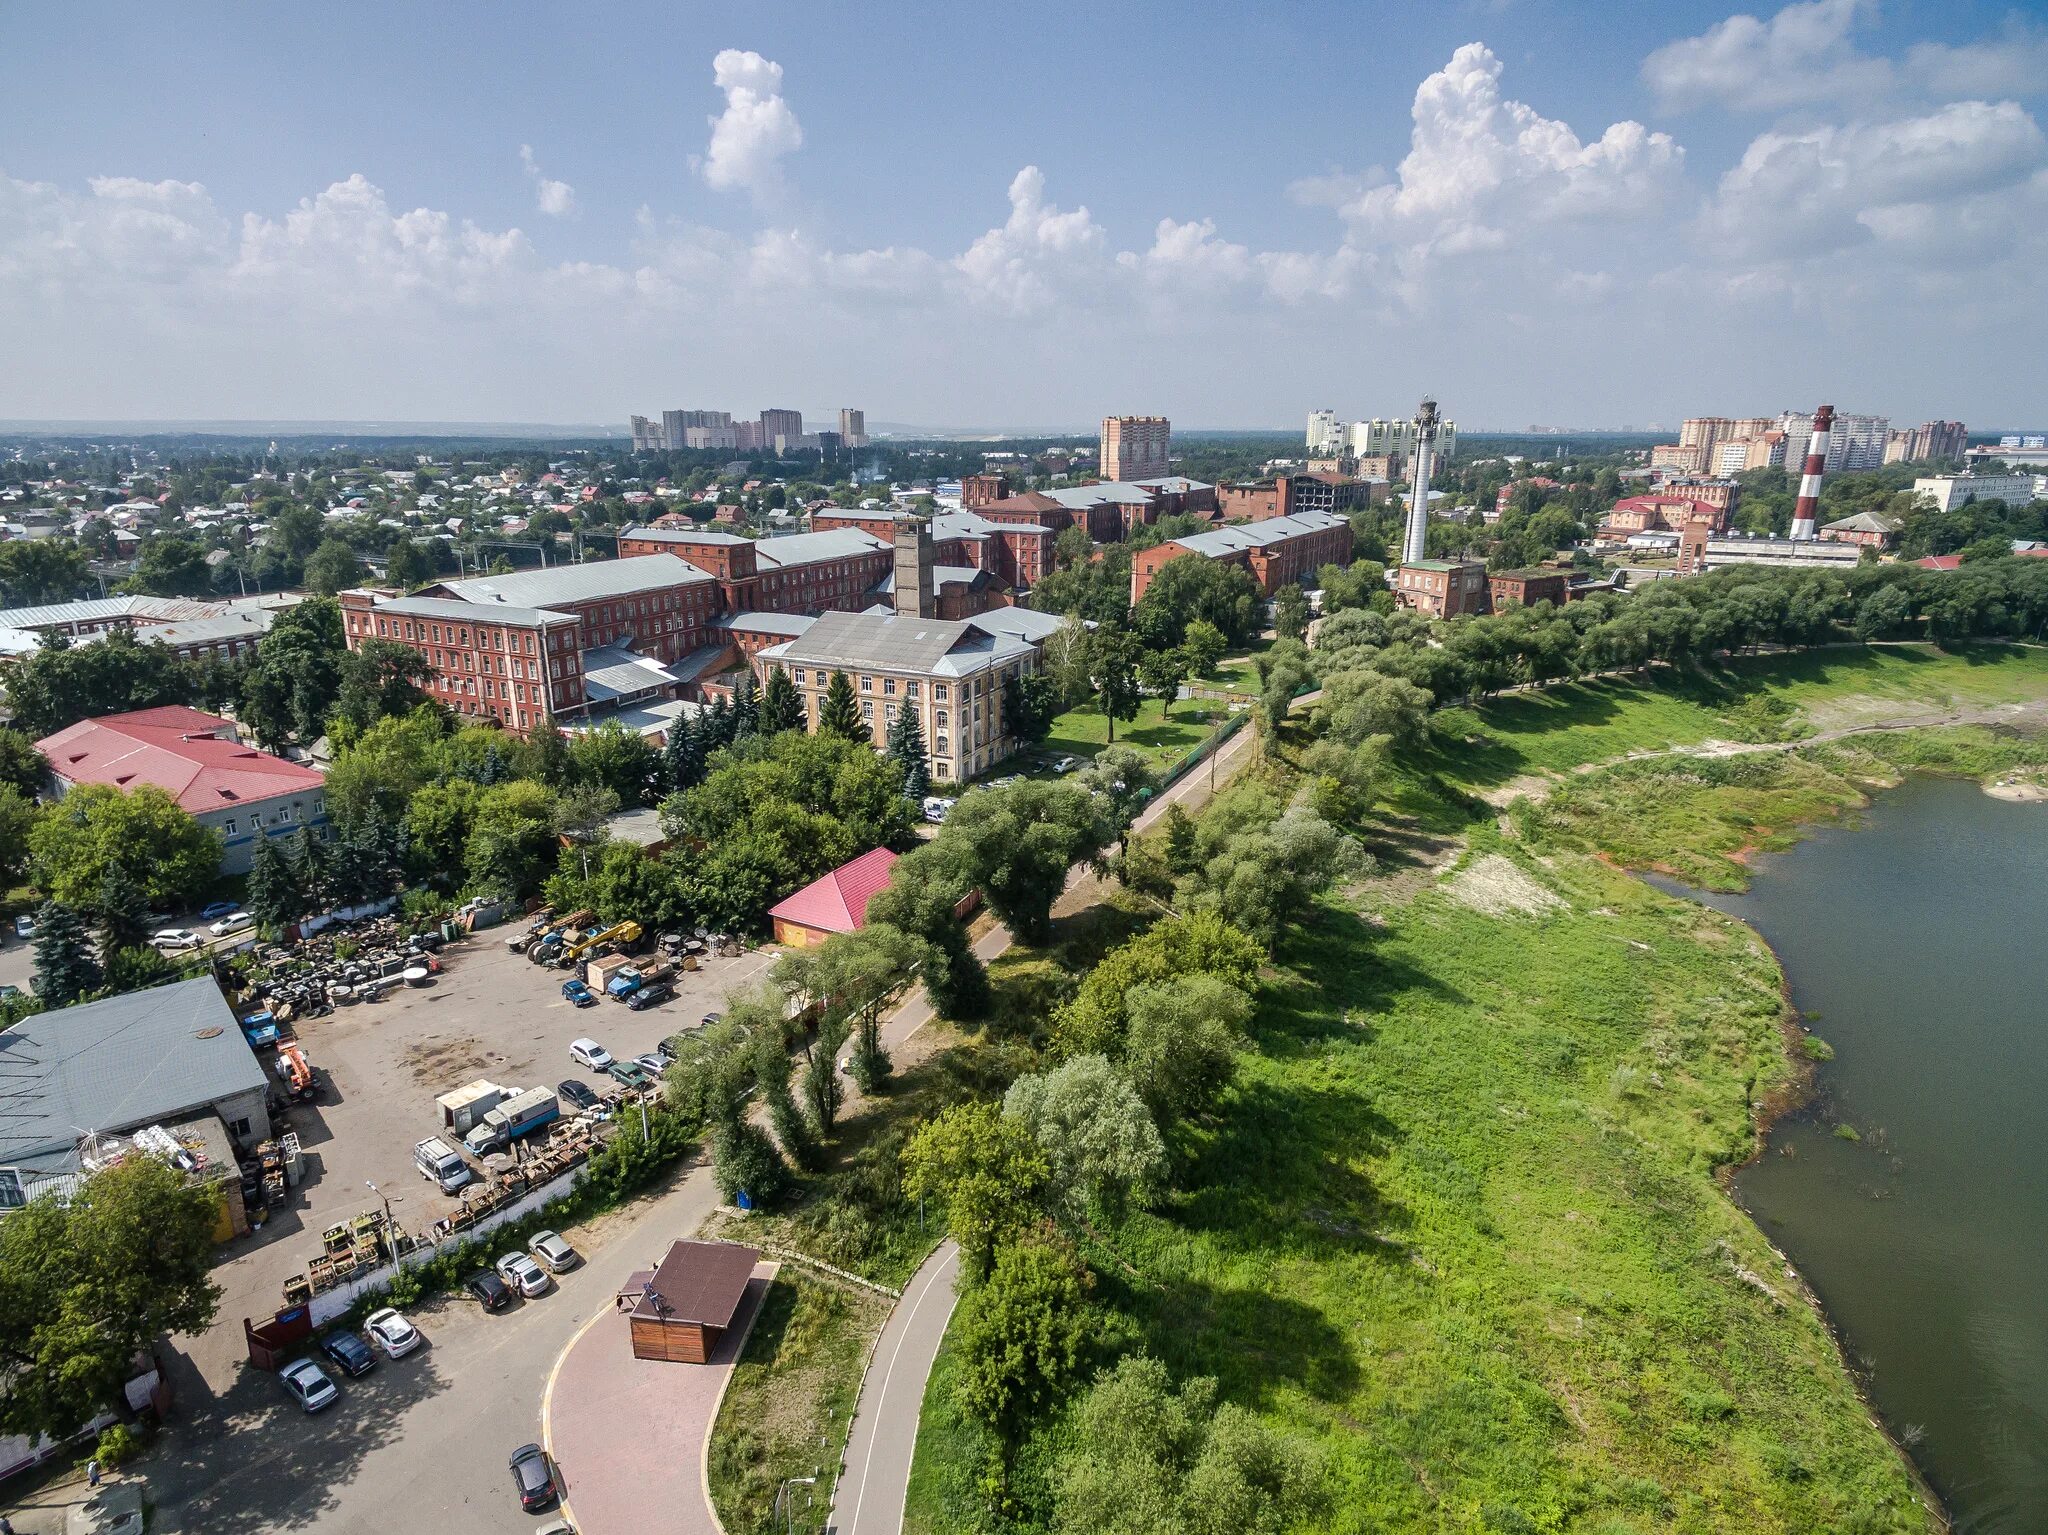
[832, 1240, 960, 1535]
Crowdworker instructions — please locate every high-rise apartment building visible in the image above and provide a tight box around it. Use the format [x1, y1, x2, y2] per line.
[1345, 416, 1459, 464]
[1885, 421, 1968, 464]
[761, 409, 805, 453]
[1305, 409, 1343, 454]
[838, 408, 868, 448]
[1776, 410, 1889, 473]
[1101, 416, 1171, 481]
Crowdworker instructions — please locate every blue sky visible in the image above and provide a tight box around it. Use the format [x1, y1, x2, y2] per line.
[3, 1, 2045, 431]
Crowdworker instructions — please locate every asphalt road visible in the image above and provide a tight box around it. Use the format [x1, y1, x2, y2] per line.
[832, 1241, 960, 1535]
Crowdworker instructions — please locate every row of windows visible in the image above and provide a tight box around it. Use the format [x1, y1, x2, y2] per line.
[221, 796, 324, 836]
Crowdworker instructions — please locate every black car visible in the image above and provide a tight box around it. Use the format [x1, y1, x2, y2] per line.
[509, 1442, 560, 1512]
[557, 1078, 601, 1113]
[466, 1271, 513, 1312]
[318, 1330, 377, 1377]
[627, 980, 674, 1011]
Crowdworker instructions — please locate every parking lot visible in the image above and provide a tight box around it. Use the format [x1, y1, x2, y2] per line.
[185, 927, 779, 1388]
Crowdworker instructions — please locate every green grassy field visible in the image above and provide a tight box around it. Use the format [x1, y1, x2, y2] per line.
[1039, 695, 1236, 776]
[1420, 643, 2048, 796]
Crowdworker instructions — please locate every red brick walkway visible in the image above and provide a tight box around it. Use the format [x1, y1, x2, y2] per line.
[544, 1263, 775, 1535]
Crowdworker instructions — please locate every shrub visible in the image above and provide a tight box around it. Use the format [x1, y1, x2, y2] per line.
[94, 1421, 144, 1468]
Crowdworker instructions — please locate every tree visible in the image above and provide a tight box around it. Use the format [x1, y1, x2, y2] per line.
[30, 900, 102, 1006]
[94, 863, 152, 953]
[0, 538, 89, 605]
[238, 598, 348, 748]
[758, 666, 803, 735]
[711, 1117, 790, 1209]
[1272, 583, 1310, 642]
[1180, 800, 1357, 945]
[288, 825, 329, 914]
[660, 715, 707, 795]
[569, 721, 658, 807]
[1180, 618, 1228, 681]
[1253, 640, 1313, 747]
[0, 726, 45, 799]
[1057, 911, 1265, 1060]
[1122, 975, 1252, 1128]
[0, 1154, 223, 1442]
[383, 535, 436, 589]
[126, 537, 213, 597]
[1311, 668, 1433, 749]
[887, 703, 931, 801]
[1133, 555, 1260, 647]
[747, 996, 821, 1170]
[1004, 1055, 1167, 1224]
[327, 799, 405, 906]
[301, 537, 362, 595]
[244, 834, 304, 929]
[0, 786, 35, 889]
[28, 784, 222, 911]
[818, 670, 864, 741]
[934, 780, 1108, 945]
[463, 779, 559, 898]
[331, 640, 432, 734]
[864, 845, 990, 1019]
[2, 632, 193, 739]
[1077, 746, 1158, 855]
[954, 1232, 1092, 1456]
[1003, 672, 1059, 746]
[901, 1101, 1049, 1283]
[1088, 625, 1144, 743]
[731, 673, 760, 738]
[530, 717, 573, 788]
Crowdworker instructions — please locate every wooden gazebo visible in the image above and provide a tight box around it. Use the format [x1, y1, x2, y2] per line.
[627, 1239, 760, 1364]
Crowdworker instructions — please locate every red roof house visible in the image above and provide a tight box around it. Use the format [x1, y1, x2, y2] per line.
[37, 706, 328, 874]
[768, 847, 898, 948]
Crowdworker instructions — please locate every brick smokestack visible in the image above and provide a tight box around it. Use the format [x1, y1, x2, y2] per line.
[894, 514, 935, 619]
[1790, 404, 1833, 540]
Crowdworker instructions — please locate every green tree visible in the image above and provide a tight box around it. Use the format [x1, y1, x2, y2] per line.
[1088, 625, 1144, 743]
[901, 1100, 1049, 1283]
[1002, 672, 1060, 746]
[1004, 1055, 1167, 1224]
[1180, 618, 1228, 681]
[1056, 911, 1265, 1060]
[0, 1154, 223, 1441]
[0, 726, 45, 798]
[94, 863, 152, 953]
[302, 537, 363, 595]
[818, 670, 864, 741]
[384, 535, 436, 588]
[935, 780, 1108, 944]
[745, 993, 821, 1170]
[0, 538, 90, 605]
[30, 900, 102, 1006]
[463, 779, 559, 898]
[2, 632, 193, 739]
[238, 598, 348, 748]
[569, 721, 658, 807]
[1122, 974, 1251, 1128]
[887, 703, 931, 801]
[1272, 583, 1310, 641]
[125, 537, 213, 597]
[244, 834, 304, 929]
[331, 640, 432, 734]
[1139, 646, 1189, 720]
[710, 1116, 790, 1209]
[327, 799, 405, 906]
[758, 667, 802, 735]
[660, 715, 707, 794]
[864, 845, 989, 1019]
[954, 1232, 1092, 1456]
[0, 786, 35, 889]
[402, 777, 483, 883]
[288, 824, 329, 914]
[1178, 799, 1356, 945]
[530, 716, 573, 787]
[28, 783, 222, 910]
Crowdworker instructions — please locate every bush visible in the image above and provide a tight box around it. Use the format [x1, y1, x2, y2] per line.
[94, 1421, 145, 1468]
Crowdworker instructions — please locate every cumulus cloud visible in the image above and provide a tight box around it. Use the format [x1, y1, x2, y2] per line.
[1697, 99, 2047, 263]
[1905, 18, 2048, 100]
[701, 49, 803, 197]
[1337, 44, 1683, 257]
[953, 166, 1106, 312]
[1642, 0, 1892, 112]
[519, 145, 577, 217]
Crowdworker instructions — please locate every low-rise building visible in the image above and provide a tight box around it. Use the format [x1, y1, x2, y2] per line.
[1486, 568, 1570, 609]
[37, 705, 328, 873]
[1128, 509, 1351, 604]
[1819, 510, 1903, 548]
[768, 846, 898, 948]
[1394, 559, 1489, 618]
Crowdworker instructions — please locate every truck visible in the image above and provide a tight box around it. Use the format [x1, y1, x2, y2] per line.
[275, 1042, 317, 1102]
[463, 1087, 560, 1156]
[414, 1136, 473, 1193]
[436, 1079, 508, 1135]
[606, 955, 673, 1002]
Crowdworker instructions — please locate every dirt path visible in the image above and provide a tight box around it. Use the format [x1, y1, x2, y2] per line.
[1480, 695, 2048, 810]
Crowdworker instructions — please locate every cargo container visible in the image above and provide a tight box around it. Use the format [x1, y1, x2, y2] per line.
[436, 1079, 508, 1135]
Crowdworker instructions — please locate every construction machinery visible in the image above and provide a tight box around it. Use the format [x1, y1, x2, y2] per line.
[275, 1042, 318, 1102]
[557, 920, 641, 969]
[511, 906, 590, 956]
[528, 909, 599, 967]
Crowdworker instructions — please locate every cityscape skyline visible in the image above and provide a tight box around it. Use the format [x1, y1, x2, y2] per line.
[2, 1, 2044, 428]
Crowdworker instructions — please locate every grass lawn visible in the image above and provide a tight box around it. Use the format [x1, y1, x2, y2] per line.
[1418, 643, 2048, 795]
[707, 1266, 891, 1535]
[1039, 695, 1238, 777]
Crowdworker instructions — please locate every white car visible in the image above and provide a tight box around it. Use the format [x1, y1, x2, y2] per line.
[151, 928, 202, 951]
[280, 1357, 339, 1413]
[495, 1251, 551, 1298]
[209, 910, 255, 936]
[364, 1307, 422, 1358]
[528, 1230, 581, 1273]
[569, 1038, 613, 1071]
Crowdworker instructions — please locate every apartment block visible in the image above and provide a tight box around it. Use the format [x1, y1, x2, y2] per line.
[838, 408, 868, 448]
[1101, 416, 1171, 481]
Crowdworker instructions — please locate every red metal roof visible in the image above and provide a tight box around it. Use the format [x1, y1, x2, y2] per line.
[37, 707, 324, 814]
[767, 846, 898, 936]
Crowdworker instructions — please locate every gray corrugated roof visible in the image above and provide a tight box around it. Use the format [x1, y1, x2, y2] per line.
[966, 606, 1071, 643]
[0, 977, 267, 1177]
[581, 645, 681, 702]
[752, 528, 889, 569]
[768, 609, 1031, 678]
[374, 594, 573, 626]
[0, 594, 212, 630]
[1174, 509, 1345, 558]
[441, 553, 712, 608]
[620, 524, 746, 546]
[718, 611, 816, 637]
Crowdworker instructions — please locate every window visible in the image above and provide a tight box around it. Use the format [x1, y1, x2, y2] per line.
[883, 678, 897, 696]
[223, 818, 238, 835]
[934, 684, 950, 702]
[228, 1116, 252, 1140]
[860, 676, 873, 693]
[313, 797, 324, 814]
[936, 709, 949, 728]
[860, 701, 873, 719]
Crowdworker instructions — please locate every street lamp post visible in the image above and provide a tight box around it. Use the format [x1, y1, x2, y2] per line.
[773, 1475, 817, 1535]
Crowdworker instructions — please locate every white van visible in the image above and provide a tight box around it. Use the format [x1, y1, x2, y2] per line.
[413, 1136, 472, 1193]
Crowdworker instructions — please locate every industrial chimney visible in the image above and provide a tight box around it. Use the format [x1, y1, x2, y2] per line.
[894, 514, 936, 619]
[1790, 404, 1834, 541]
[1402, 397, 1440, 566]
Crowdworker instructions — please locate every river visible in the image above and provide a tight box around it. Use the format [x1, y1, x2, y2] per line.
[1657, 775, 2048, 1532]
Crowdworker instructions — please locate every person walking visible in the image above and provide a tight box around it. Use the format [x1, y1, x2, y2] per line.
[87, 1458, 101, 1488]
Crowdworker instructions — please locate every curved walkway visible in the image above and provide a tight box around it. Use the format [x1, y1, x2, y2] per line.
[831, 1240, 961, 1535]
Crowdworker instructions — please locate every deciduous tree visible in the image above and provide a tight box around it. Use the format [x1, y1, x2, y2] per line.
[28, 784, 221, 911]
[900, 1101, 1048, 1283]
[1003, 1055, 1166, 1224]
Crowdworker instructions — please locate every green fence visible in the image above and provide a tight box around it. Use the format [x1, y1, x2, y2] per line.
[1160, 710, 1249, 791]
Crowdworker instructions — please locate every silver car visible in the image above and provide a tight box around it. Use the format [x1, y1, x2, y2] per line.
[495, 1251, 551, 1298]
[528, 1230, 581, 1273]
[281, 1357, 339, 1413]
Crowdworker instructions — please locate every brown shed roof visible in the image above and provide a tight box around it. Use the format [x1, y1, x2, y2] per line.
[634, 1240, 760, 1328]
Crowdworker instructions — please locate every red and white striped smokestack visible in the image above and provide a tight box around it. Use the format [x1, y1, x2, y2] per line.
[1790, 403, 1833, 540]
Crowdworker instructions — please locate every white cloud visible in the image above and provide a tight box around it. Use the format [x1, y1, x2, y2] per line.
[953, 166, 1106, 313]
[1642, 0, 1893, 112]
[519, 145, 577, 217]
[1337, 43, 1683, 258]
[1697, 99, 2046, 262]
[701, 49, 803, 197]
[1905, 18, 2048, 100]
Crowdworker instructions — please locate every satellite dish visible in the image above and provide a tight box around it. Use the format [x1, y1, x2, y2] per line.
[195, 1027, 224, 1039]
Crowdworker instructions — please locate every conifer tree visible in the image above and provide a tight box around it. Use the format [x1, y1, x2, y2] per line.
[661, 714, 706, 795]
[245, 835, 303, 930]
[758, 667, 802, 735]
[888, 705, 932, 801]
[95, 864, 151, 953]
[731, 674, 759, 739]
[31, 900, 102, 1007]
[818, 670, 863, 741]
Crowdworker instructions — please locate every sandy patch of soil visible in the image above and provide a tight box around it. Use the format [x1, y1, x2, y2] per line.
[1444, 853, 1567, 918]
